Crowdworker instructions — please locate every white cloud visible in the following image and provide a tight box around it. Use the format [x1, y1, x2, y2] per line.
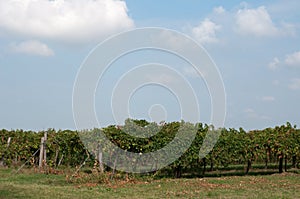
[280, 22, 296, 36]
[192, 18, 221, 44]
[244, 108, 257, 119]
[10, 40, 54, 56]
[268, 57, 280, 70]
[261, 96, 275, 102]
[213, 6, 225, 15]
[235, 6, 279, 36]
[288, 78, 300, 90]
[244, 108, 271, 120]
[268, 51, 300, 70]
[285, 51, 300, 67]
[155, 30, 192, 51]
[0, 0, 134, 43]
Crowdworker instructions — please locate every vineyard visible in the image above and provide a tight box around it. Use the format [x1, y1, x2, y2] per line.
[1, 120, 300, 178]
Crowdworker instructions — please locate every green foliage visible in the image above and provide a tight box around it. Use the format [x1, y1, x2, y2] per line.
[0, 121, 299, 176]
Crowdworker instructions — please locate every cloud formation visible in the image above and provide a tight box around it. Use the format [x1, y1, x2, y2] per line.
[285, 51, 300, 67]
[192, 18, 221, 44]
[268, 57, 280, 70]
[0, 0, 134, 43]
[235, 6, 279, 36]
[261, 96, 275, 102]
[268, 51, 300, 70]
[10, 40, 54, 56]
[244, 108, 271, 120]
[213, 6, 225, 15]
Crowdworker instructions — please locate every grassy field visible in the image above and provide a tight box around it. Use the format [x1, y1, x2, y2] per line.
[0, 168, 299, 199]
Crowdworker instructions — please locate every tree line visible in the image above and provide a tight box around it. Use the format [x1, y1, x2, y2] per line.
[0, 120, 299, 177]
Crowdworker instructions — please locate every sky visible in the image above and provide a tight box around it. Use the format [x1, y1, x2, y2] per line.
[0, 0, 300, 131]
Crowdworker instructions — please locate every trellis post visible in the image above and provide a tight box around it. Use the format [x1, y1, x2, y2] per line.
[39, 137, 44, 168]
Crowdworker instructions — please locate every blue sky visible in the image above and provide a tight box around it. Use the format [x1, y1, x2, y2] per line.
[0, 0, 300, 131]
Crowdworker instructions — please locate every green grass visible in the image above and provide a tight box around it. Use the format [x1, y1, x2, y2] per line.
[0, 168, 299, 199]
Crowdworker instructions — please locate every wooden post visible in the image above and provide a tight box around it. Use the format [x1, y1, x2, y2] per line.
[7, 137, 11, 147]
[284, 156, 288, 172]
[279, 154, 283, 173]
[98, 145, 104, 173]
[43, 132, 47, 166]
[54, 148, 59, 167]
[111, 157, 118, 180]
[0, 137, 11, 166]
[246, 159, 251, 174]
[39, 137, 44, 168]
[57, 154, 64, 167]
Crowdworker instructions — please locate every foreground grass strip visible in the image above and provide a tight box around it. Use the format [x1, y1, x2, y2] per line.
[0, 169, 299, 199]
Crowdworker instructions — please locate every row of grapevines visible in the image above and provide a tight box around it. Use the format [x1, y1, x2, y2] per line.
[0, 121, 299, 177]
